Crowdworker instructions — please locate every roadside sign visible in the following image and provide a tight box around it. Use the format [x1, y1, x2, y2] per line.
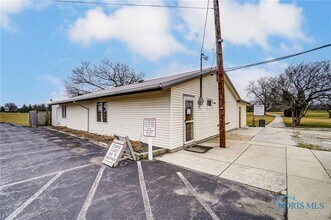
[103, 139, 126, 167]
[143, 118, 156, 137]
[254, 105, 265, 116]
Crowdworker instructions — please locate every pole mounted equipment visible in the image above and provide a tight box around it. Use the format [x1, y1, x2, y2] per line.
[213, 0, 226, 148]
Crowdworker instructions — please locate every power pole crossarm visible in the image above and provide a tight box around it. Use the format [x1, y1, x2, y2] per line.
[213, 0, 226, 148]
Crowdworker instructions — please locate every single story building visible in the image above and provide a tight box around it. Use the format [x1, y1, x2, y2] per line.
[50, 68, 248, 151]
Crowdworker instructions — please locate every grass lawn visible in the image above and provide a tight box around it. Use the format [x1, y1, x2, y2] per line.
[246, 112, 275, 127]
[281, 110, 331, 128]
[0, 113, 29, 126]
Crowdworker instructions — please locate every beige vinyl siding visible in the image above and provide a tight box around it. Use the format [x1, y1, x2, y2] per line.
[53, 90, 171, 148]
[238, 103, 247, 128]
[170, 73, 239, 149]
[64, 102, 89, 131]
[225, 85, 239, 131]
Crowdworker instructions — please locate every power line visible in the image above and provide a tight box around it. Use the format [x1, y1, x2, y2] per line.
[52, 0, 213, 9]
[225, 43, 331, 72]
[200, 0, 210, 55]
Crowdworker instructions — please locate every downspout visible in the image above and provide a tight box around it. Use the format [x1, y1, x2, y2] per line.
[49, 104, 52, 126]
[74, 101, 90, 132]
[198, 53, 205, 108]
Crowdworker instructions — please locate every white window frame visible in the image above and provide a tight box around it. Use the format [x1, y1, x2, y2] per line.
[96, 101, 108, 123]
[61, 105, 67, 119]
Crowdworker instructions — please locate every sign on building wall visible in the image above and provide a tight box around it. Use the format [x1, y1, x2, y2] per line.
[103, 139, 127, 167]
[143, 118, 156, 137]
[254, 105, 265, 116]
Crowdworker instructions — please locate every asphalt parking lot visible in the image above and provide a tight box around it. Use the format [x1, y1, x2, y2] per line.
[0, 123, 285, 220]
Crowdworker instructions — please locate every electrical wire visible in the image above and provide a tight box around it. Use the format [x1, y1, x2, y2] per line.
[52, 0, 213, 9]
[200, 0, 210, 55]
[225, 43, 331, 72]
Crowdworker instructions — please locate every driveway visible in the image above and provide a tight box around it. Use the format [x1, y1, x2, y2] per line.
[0, 123, 284, 220]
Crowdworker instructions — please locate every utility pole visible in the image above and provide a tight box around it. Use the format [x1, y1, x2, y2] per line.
[213, 0, 226, 148]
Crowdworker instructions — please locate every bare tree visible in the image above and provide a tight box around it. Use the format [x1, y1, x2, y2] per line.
[247, 77, 275, 114]
[318, 95, 331, 118]
[4, 103, 18, 112]
[277, 61, 331, 126]
[65, 59, 145, 96]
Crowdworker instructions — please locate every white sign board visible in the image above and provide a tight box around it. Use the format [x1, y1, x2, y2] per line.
[254, 105, 265, 116]
[103, 139, 126, 167]
[143, 118, 156, 137]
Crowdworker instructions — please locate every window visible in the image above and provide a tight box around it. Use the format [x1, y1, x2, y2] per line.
[207, 99, 213, 108]
[97, 102, 107, 122]
[61, 105, 66, 118]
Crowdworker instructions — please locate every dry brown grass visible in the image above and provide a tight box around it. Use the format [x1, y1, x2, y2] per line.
[51, 126, 147, 152]
[0, 113, 29, 126]
[53, 126, 114, 143]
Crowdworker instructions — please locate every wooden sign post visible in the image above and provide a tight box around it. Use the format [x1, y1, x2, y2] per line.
[143, 118, 156, 160]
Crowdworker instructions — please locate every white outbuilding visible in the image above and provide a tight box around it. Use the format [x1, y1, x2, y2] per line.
[50, 68, 248, 151]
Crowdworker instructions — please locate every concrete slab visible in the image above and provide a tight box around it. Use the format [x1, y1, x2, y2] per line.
[287, 158, 331, 183]
[247, 141, 287, 149]
[157, 152, 230, 176]
[312, 150, 331, 177]
[266, 115, 285, 128]
[246, 144, 286, 159]
[287, 175, 331, 220]
[235, 151, 286, 174]
[226, 127, 263, 142]
[201, 138, 250, 151]
[287, 146, 318, 163]
[226, 140, 251, 151]
[251, 127, 296, 146]
[179, 147, 245, 163]
[220, 164, 286, 193]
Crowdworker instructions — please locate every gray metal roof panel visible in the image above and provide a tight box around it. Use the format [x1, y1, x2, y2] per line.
[50, 68, 214, 105]
[50, 68, 248, 105]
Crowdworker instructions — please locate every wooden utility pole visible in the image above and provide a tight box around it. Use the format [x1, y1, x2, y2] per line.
[213, 0, 226, 148]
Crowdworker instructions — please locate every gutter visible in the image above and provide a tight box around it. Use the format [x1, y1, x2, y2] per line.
[49, 86, 163, 105]
[237, 99, 250, 106]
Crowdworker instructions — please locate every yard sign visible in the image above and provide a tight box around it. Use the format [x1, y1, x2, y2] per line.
[254, 105, 265, 116]
[103, 139, 127, 167]
[143, 118, 156, 137]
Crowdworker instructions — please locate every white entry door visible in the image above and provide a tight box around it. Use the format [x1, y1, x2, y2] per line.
[184, 96, 194, 144]
[56, 108, 60, 125]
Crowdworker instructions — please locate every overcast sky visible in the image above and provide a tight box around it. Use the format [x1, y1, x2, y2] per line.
[1, 0, 331, 106]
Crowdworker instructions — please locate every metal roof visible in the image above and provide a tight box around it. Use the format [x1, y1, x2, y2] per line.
[50, 68, 245, 105]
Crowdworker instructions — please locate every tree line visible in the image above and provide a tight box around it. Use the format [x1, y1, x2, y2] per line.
[247, 60, 331, 126]
[0, 103, 51, 113]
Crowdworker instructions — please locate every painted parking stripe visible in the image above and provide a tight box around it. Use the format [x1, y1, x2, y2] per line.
[5, 172, 62, 220]
[176, 172, 220, 220]
[137, 161, 154, 220]
[0, 164, 93, 190]
[77, 165, 106, 220]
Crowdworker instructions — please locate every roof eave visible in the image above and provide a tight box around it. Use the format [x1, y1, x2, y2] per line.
[49, 85, 163, 105]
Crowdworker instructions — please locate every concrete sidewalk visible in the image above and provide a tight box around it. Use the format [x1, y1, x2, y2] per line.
[157, 116, 331, 219]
